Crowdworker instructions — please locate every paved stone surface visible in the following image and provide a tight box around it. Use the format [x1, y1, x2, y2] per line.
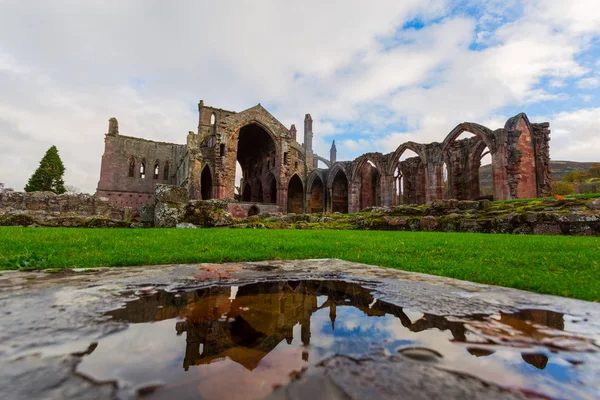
[0, 259, 599, 399]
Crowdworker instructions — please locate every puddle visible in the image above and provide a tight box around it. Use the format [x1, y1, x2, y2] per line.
[76, 280, 599, 399]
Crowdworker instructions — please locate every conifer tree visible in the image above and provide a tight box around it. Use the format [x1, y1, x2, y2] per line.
[24, 146, 66, 194]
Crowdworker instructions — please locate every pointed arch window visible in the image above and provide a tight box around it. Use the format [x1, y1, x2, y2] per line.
[140, 160, 146, 179]
[128, 156, 135, 177]
[153, 161, 160, 179]
[163, 162, 170, 181]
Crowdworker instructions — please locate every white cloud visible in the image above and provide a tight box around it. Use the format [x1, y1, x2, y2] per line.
[548, 79, 566, 88]
[537, 108, 600, 162]
[0, 0, 599, 192]
[577, 77, 600, 89]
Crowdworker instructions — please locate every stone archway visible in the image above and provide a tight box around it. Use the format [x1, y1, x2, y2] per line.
[265, 173, 277, 204]
[308, 175, 324, 213]
[358, 161, 381, 209]
[252, 179, 263, 203]
[234, 123, 277, 203]
[331, 170, 349, 213]
[201, 165, 213, 200]
[287, 175, 304, 214]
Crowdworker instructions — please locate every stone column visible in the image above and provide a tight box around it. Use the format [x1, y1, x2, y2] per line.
[490, 129, 511, 201]
[380, 173, 395, 206]
[423, 143, 444, 203]
[425, 161, 445, 203]
[348, 180, 360, 213]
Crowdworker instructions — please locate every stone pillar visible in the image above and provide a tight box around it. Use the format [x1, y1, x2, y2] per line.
[330, 140, 337, 164]
[188, 159, 202, 200]
[532, 122, 552, 197]
[425, 161, 445, 203]
[304, 114, 313, 152]
[108, 117, 119, 135]
[423, 144, 444, 203]
[490, 129, 511, 201]
[197, 100, 204, 133]
[278, 179, 288, 213]
[380, 173, 395, 206]
[290, 124, 297, 141]
[348, 180, 360, 212]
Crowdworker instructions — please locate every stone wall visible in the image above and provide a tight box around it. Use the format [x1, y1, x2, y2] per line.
[96, 118, 187, 216]
[246, 197, 600, 236]
[149, 185, 600, 235]
[0, 191, 127, 227]
[152, 184, 282, 227]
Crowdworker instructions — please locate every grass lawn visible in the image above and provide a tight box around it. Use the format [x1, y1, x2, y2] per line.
[0, 227, 599, 301]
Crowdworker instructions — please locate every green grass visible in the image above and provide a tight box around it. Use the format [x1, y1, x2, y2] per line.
[1, 227, 599, 301]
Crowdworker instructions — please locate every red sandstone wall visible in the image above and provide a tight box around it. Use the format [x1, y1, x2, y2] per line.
[516, 118, 537, 199]
[96, 134, 186, 213]
[96, 190, 153, 216]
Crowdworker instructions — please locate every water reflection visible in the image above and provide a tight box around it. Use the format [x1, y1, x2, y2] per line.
[77, 280, 598, 399]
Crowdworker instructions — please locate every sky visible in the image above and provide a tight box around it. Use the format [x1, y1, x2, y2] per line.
[0, 0, 599, 193]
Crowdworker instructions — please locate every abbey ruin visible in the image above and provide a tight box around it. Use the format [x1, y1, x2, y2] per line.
[96, 101, 552, 217]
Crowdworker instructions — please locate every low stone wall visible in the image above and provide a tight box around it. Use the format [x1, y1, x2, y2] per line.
[237, 198, 600, 236]
[3, 184, 598, 236]
[152, 185, 282, 228]
[0, 191, 127, 227]
[227, 202, 281, 218]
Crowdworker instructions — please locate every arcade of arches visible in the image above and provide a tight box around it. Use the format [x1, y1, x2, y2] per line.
[97, 100, 551, 215]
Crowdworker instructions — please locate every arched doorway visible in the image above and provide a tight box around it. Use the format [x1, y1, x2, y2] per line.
[287, 175, 304, 214]
[252, 179, 264, 203]
[443, 131, 493, 200]
[390, 148, 425, 205]
[242, 182, 251, 202]
[235, 123, 276, 203]
[309, 176, 324, 213]
[201, 165, 212, 200]
[358, 160, 381, 209]
[331, 170, 348, 213]
[266, 173, 277, 204]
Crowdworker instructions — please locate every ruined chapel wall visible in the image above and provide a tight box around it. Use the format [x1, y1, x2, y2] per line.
[96, 134, 185, 212]
[532, 123, 552, 197]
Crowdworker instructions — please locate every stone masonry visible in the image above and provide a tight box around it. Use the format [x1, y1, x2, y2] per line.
[97, 102, 551, 216]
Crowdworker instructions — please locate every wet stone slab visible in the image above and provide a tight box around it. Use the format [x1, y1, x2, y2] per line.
[0, 259, 599, 400]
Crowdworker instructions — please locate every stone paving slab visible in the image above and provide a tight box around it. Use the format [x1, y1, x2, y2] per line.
[0, 259, 599, 399]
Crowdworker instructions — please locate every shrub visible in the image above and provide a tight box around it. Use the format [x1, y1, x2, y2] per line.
[552, 181, 575, 195]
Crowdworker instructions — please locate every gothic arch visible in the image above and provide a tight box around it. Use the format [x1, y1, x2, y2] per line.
[329, 168, 349, 213]
[127, 156, 136, 177]
[352, 154, 384, 182]
[307, 169, 325, 191]
[441, 122, 494, 153]
[225, 119, 280, 147]
[387, 142, 427, 175]
[327, 162, 350, 189]
[153, 160, 160, 179]
[307, 170, 326, 213]
[287, 174, 304, 214]
[264, 172, 277, 204]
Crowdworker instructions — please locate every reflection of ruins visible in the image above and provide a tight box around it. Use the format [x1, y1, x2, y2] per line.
[107, 281, 567, 373]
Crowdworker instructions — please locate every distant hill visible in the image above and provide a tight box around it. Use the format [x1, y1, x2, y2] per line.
[479, 160, 596, 189]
